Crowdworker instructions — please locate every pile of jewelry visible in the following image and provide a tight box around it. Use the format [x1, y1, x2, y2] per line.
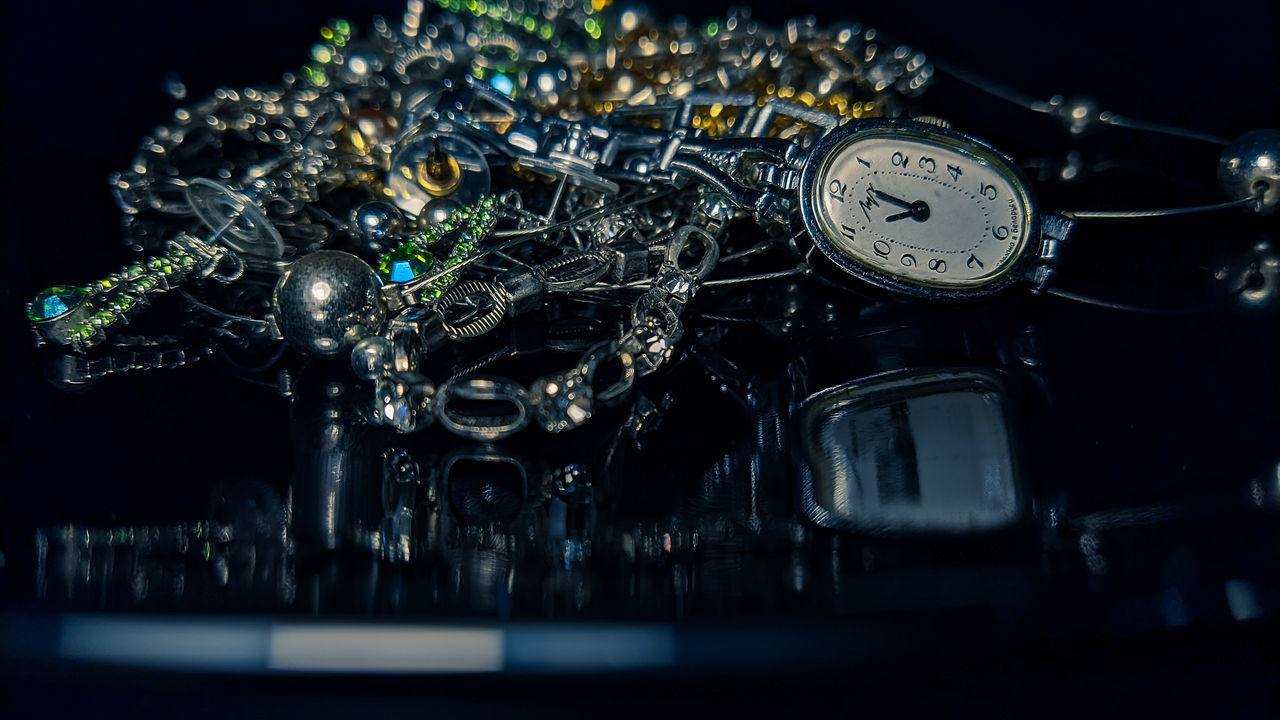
[26, 1, 937, 438]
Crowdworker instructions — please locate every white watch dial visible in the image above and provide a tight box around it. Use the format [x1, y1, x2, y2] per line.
[810, 129, 1034, 288]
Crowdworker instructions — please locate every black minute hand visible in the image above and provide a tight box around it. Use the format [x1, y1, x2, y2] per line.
[873, 189, 914, 208]
[885, 200, 932, 223]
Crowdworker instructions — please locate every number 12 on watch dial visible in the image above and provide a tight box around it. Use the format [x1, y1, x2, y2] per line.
[801, 119, 1053, 300]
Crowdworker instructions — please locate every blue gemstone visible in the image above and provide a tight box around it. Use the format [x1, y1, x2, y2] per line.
[389, 260, 416, 283]
[377, 246, 435, 284]
[43, 296, 69, 317]
[489, 73, 515, 96]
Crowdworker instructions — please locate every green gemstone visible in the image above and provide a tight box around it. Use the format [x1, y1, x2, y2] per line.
[159, 263, 178, 276]
[28, 285, 90, 323]
[303, 65, 328, 87]
[453, 241, 474, 255]
[122, 264, 145, 280]
[90, 310, 116, 327]
[130, 276, 159, 293]
[112, 295, 137, 312]
[377, 245, 437, 283]
[427, 272, 456, 290]
[71, 324, 96, 342]
[443, 256, 461, 268]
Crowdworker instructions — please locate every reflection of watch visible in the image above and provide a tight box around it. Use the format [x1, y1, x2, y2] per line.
[800, 368, 1025, 534]
[785, 306, 1049, 536]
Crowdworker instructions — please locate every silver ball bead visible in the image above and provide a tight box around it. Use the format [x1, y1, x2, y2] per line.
[350, 336, 394, 380]
[1219, 129, 1280, 215]
[273, 250, 386, 358]
[421, 196, 462, 227]
[520, 61, 578, 114]
[349, 201, 405, 254]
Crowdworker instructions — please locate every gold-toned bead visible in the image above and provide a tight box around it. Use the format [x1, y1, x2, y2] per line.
[415, 140, 463, 197]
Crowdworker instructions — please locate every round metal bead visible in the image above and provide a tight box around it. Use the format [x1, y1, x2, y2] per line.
[421, 197, 462, 227]
[1218, 129, 1280, 215]
[350, 336, 394, 380]
[348, 201, 405, 254]
[273, 250, 386, 358]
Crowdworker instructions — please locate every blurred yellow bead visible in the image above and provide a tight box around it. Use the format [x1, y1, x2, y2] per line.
[416, 148, 463, 197]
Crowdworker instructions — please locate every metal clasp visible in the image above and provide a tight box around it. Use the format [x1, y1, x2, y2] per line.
[579, 341, 637, 406]
[434, 375, 532, 441]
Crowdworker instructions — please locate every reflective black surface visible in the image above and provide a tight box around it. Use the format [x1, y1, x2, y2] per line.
[3, 0, 1279, 715]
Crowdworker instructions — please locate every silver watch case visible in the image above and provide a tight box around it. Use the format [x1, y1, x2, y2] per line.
[799, 118, 1069, 301]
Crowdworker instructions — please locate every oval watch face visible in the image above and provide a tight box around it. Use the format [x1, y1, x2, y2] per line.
[802, 121, 1037, 295]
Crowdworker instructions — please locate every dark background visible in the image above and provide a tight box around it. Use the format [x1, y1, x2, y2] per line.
[1, 0, 1278, 715]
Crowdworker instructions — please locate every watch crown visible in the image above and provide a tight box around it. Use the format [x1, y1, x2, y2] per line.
[911, 115, 953, 129]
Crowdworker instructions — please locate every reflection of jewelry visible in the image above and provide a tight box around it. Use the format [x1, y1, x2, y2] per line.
[25, 1, 1277, 439]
